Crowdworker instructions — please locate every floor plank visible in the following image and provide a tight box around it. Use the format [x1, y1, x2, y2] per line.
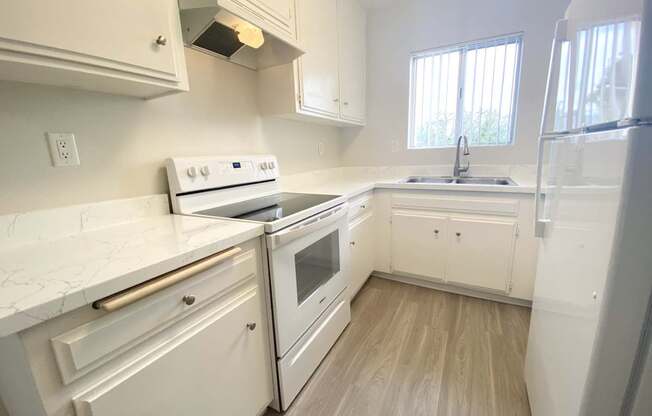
[267, 277, 531, 416]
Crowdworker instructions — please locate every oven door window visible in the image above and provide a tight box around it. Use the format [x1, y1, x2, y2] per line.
[295, 230, 341, 305]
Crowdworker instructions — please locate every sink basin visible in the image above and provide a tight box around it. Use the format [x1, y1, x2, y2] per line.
[401, 176, 517, 186]
[403, 176, 455, 184]
[454, 177, 517, 186]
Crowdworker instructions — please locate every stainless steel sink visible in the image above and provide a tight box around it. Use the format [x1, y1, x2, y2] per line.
[401, 176, 517, 186]
[454, 177, 517, 185]
[403, 176, 456, 184]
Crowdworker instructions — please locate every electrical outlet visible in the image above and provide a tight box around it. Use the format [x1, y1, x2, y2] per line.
[318, 141, 325, 156]
[47, 133, 80, 167]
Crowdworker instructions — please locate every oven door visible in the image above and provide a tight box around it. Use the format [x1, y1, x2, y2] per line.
[267, 204, 350, 357]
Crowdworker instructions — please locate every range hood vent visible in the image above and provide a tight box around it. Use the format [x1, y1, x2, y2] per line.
[179, 2, 304, 70]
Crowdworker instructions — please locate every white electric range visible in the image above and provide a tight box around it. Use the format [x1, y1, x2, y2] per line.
[166, 155, 351, 411]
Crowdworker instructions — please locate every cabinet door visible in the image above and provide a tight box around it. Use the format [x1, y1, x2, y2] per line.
[337, 0, 366, 122]
[73, 288, 273, 416]
[297, 0, 340, 116]
[349, 214, 375, 297]
[225, 0, 297, 38]
[0, 0, 181, 80]
[391, 212, 448, 281]
[447, 218, 516, 293]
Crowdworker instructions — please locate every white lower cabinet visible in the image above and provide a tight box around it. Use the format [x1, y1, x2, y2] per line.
[390, 207, 519, 295]
[74, 287, 271, 416]
[391, 212, 448, 281]
[0, 239, 273, 416]
[446, 218, 517, 293]
[349, 213, 375, 297]
[378, 192, 536, 299]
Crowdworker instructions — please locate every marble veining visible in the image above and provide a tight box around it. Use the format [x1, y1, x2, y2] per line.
[0, 196, 262, 337]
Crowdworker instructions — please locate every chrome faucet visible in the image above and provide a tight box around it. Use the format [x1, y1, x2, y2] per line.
[453, 135, 471, 177]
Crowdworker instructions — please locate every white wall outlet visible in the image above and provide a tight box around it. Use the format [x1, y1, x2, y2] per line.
[47, 133, 80, 167]
[318, 141, 325, 156]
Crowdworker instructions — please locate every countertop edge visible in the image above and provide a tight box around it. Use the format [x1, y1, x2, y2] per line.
[0, 222, 264, 338]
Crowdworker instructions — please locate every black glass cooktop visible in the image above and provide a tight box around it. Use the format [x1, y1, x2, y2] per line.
[195, 193, 340, 223]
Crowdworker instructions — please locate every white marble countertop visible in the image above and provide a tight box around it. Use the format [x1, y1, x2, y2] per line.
[0, 196, 263, 337]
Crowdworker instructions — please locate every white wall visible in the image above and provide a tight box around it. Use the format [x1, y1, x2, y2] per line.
[0, 49, 341, 215]
[341, 0, 569, 167]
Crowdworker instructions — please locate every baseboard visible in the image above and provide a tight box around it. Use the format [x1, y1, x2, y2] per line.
[371, 272, 532, 308]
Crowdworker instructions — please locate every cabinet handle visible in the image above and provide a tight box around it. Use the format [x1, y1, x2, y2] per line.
[93, 246, 242, 312]
[344, 101, 349, 106]
[246, 322, 257, 331]
[155, 35, 167, 46]
[182, 295, 196, 306]
[333, 98, 340, 103]
[456, 232, 461, 237]
[361, 204, 366, 209]
[434, 229, 439, 234]
[350, 241, 356, 246]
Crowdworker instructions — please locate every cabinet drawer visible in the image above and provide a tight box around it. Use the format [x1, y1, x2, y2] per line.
[73, 285, 272, 416]
[278, 291, 350, 410]
[51, 245, 258, 385]
[348, 192, 374, 221]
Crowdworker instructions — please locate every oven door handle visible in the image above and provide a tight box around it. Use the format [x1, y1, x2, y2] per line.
[268, 204, 348, 249]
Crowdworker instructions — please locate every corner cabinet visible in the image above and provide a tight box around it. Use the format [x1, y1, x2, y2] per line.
[0, 0, 189, 99]
[258, 0, 367, 126]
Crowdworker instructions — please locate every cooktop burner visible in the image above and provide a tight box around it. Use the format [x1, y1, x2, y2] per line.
[195, 192, 340, 223]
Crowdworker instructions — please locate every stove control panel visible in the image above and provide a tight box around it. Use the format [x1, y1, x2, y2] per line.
[167, 155, 280, 194]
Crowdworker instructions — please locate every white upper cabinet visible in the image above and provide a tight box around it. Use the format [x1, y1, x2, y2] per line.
[337, 0, 366, 123]
[0, 0, 188, 99]
[297, 0, 341, 116]
[258, 0, 366, 126]
[221, 0, 297, 40]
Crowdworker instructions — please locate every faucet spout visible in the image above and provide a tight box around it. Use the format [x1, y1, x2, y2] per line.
[453, 135, 471, 177]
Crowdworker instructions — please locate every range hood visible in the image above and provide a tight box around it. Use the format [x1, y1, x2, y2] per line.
[179, 0, 305, 70]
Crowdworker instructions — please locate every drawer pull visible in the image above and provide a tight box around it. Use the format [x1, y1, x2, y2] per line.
[361, 204, 366, 209]
[93, 246, 242, 312]
[247, 322, 257, 331]
[155, 35, 167, 46]
[182, 295, 196, 306]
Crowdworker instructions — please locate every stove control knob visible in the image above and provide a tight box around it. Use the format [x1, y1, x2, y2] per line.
[187, 167, 198, 178]
[200, 166, 211, 177]
[260, 162, 268, 170]
[269, 161, 276, 169]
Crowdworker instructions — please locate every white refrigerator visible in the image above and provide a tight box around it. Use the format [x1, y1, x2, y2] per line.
[525, 0, 652, 415]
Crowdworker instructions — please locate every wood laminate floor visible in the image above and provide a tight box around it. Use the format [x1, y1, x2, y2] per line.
[267, 277, 532, 416]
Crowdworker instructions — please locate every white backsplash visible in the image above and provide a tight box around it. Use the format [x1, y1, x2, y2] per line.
[280, 164, 537, 189]
[0, 195, 169, 249]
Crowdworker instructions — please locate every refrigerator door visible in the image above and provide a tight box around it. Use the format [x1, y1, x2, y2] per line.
[525, 128, 631, 416]
[541, 7, 643, 135]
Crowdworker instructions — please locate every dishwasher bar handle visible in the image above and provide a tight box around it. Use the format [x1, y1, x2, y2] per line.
[92, 246, 242, 312]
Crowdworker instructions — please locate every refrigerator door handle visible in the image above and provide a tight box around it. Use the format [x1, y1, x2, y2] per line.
[534, 135, 554, 238]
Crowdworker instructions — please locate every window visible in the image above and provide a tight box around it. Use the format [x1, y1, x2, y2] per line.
[408, 34, 523, 149]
